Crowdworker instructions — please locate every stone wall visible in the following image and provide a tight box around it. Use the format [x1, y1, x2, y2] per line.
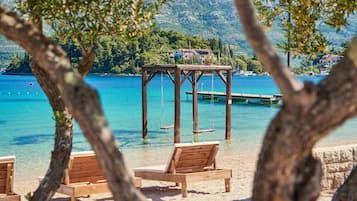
[313, 144, 357, 191]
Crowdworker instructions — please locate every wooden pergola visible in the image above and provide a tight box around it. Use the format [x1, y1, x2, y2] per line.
[142, 64, 232, 143]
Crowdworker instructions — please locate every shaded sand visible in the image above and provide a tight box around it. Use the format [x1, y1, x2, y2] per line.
[12, 141, 334, 201]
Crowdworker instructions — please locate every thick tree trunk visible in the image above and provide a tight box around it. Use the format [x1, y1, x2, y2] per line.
[27, 12, 73, 201]
[234, 1, 357, 201]
[78, 48, 96, 77]
[0, 5, 145, 201]
[30, 63, 73, 201]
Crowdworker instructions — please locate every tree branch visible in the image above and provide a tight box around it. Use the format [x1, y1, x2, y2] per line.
[234, 0, 303, 104]
[0, 5, 145, 201]
[234, 1, 357, 201]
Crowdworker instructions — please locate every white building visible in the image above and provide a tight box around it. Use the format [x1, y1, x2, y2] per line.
[173, 49, 215, 64]
[319, 54, 342, 73]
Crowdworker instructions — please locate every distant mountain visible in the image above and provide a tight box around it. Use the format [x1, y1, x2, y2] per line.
[155, 0, 357, 52]
[1, 0, 357, 67]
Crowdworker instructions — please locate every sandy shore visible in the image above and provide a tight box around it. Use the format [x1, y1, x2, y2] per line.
[11, 141, 336, 201]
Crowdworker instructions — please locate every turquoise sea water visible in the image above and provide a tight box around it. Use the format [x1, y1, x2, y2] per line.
[1, 74, 357, 179]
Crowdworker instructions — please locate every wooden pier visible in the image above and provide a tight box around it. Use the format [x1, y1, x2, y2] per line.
[186, 91, 282, 105]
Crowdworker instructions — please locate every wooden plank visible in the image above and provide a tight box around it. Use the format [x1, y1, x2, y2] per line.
[0, 171, 6, 179]
[178, 159, 209, 166]
[178, 146, 214, 153]
[179, 152, 210, 160]
[57, 184, 75, 195]
[136, 168, 231, 183]
[207, 145, 219, 167]
[185, 91, 280, 100]
[134, 171, 186, 183]
[70, 162, 101, 171]
[71, 155, 97, 163]
[193, 129, 215, 133]
[72, 182, 109, 196]
[70, 171, 104, 179]
[215, 70, 227, 84]
[185, 169, 232, 182]
[0, 194, 20, 201]
[175, 166, 207, 173]
[69, 176, 105, 184]
[160, 124, 174, 130]
[176, 159, 209, 168]
[0, 165, 8, 171]
[166, 70, 175, 84]
[5, 164, 12, 194]
[0, 186, 5, 194]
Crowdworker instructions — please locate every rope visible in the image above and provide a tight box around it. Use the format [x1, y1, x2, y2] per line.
[210, 71, 215, 129]
[160, 71, 166, 127]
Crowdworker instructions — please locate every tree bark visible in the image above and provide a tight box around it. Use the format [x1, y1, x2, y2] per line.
[27, 10, 73, 201]
[78, 48, 96, 77]
[234, 1, 357, 201]
[30, 63, 73, 201]
[0, 5, 145, 201]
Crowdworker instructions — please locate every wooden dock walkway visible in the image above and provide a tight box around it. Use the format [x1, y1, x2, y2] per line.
[185, 91, 282, 105]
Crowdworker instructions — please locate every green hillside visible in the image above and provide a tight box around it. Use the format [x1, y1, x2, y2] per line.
[155, 0, 357, 51]
[1, 0, 357, 67]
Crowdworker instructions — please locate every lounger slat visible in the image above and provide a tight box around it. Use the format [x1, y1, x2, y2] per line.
[0, 171, 7, 179]
[179, 146, 214, 153]
[70, 173, 105, 181]
[179, 152, 210, 159]
[70, 159, 99, 169]
[176, 159, 209, 168]
[0, 164, 11, 171]
[134, 141, 231, 197]
[70, 165, 103, 174]
[0, 182, 6, 191]
[70, 169, 103, 177]
[56, 151, 141, 200]
[69, 176, 106, 184]
[0, 156, 20, 201]
[71, 156, 97, 164]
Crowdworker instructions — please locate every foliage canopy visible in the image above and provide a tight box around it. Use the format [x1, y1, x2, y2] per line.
[254, 0, 357, 58]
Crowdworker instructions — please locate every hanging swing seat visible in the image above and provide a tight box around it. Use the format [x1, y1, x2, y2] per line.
[193, 128, 215, 134]
[160, 124, 174, 130]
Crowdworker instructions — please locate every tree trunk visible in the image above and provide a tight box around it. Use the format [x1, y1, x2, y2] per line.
[0, 5, 145, 201]
[234, 1, 357, 201]
[78, 48, 96, 77]
[27, 10, 73, 201]
[30, 63, 73, 201]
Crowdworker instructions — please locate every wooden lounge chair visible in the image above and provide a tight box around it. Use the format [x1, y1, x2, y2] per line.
[134, 141, 232, 197]
[56, 151, 141, 201]
[0, 156, 20, 201]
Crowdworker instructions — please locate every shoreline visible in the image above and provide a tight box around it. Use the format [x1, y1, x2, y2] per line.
[11, 140, 352, 201]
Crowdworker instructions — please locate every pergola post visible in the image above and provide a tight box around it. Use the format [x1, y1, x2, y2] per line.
[174, 68, 181, 143]
[192, 70, 198, 132]
[225, 69, 232, 140]
[142, 70, 148, 140]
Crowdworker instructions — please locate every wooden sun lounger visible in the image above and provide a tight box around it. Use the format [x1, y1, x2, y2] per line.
[0, 156, 20, 201]
[134, 141, 232, 197]
[56, 151, 141, 201]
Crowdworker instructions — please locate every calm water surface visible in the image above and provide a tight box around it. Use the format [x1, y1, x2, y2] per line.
[0, 74, 356, 179]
